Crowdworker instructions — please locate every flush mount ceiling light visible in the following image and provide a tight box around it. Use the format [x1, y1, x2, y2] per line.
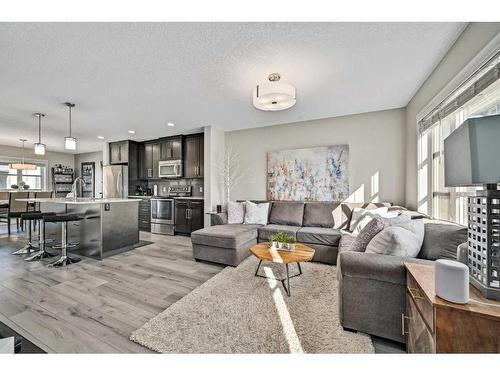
[167, 122, 175, 127]
[128, 130, 135, 134]
[97, 135, 105, 140]
[64, 102, 77, 151]
[10, 139, 37, 170]
[33, 112, 46, 155]
[253, 73, 296, 111]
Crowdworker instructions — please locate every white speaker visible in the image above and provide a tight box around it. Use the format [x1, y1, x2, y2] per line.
[435, 259, 469, 304]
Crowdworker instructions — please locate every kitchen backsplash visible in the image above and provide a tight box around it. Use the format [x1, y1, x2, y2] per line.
[132, 178, 204, 197]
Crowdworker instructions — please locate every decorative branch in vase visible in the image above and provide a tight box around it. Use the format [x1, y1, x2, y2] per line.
[216, 144, 249, 203]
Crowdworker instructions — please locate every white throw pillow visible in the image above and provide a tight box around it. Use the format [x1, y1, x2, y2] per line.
[243, 201, 269, 225]
[349, 207, 398, 234]
[227, 201, 245, 224]
[365, 220, 425, 258]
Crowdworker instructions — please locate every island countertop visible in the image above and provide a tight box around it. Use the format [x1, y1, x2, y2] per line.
[18, 198, 139, 205]
[26, 198, 140, 260]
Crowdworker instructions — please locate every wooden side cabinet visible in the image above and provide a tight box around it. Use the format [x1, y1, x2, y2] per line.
[404, 262, 500, 353]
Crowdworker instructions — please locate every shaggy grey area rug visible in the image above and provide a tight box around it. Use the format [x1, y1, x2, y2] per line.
[130, 257, 374, 353]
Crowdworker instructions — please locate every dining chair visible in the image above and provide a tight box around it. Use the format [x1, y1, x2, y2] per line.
[0, 192, 29, 235]
[34, 191, 52, 212]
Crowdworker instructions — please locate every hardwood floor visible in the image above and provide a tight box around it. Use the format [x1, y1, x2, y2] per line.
[0, 228, 223, 353]
[0, 225, 405, 354]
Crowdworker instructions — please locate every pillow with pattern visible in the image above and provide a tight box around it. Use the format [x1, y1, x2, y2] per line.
[227, 201, 245, 224]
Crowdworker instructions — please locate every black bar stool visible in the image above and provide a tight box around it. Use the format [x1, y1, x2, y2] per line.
[24, 212, 57, 262]
[12, 211, 42, 255]
[46, 214, 82, 267]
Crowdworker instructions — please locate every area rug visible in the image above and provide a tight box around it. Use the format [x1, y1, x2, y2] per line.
[130, 257, 374, 353]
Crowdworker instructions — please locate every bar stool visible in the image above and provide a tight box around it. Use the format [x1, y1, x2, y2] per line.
[12, 211, 42, 255]
[24, 212, 57, 262]
[46, 214, 82, 268]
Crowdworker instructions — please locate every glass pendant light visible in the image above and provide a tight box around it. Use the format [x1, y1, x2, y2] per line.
[34, 112, 46, 155]
[10, 139, 37, 170]
[64, 102, 77, 151]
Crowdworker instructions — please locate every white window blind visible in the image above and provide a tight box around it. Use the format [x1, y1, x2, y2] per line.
[417, 50, 500, 224]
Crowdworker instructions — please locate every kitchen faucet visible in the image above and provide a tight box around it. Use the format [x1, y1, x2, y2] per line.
[71, 176, 87, 201]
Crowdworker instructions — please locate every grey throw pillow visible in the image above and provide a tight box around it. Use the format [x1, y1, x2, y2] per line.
[365, 220, 425, 258]
[348, 214, 411, 252]
[349, 217, 387, 252]
[418, 220, 468, 260]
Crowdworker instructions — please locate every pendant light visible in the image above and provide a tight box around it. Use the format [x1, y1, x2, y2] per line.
[64, 102, 77, 151]
[34, 113, 46, 155]
[9, 139, 37, 170]
[253, 73, 296, 111]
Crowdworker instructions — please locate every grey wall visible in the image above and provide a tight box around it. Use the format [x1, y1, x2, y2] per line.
[74, 151, 103, 198]
[203, 126, 225, 226]
[0, 144, 74, 191]
[405, 23, 500, 210]
[225, 108, 406, 205]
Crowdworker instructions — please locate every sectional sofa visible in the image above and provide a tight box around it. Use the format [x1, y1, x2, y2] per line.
[191, 201, 390, 266]
[191, 200, 468, 343]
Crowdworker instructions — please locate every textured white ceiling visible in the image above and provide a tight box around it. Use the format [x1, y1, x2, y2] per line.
[0, 22, 466, 153]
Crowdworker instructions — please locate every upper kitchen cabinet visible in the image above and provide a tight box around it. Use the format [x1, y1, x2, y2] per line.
[184, 133, 204, 178]
[139, 141, 160, 179]
[109, 141, 138, 179]
[159, 136, 183, 161]
[109, 141, 129, 164]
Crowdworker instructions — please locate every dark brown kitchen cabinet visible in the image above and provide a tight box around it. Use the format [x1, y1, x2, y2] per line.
[109, 141, 129, 164]
[137, 198, 151, 232]
[184, 134, 204, 178]
[140, 141, 160, 179]
[159, 136, 183, 161]
[174, 199, 204, 235]
[109, 141, 138, 179]
[189, 200, 204, 232]
[174, 199, 190, 234]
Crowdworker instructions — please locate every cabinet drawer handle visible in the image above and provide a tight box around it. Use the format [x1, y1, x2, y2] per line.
[407, 287, 424, 300]
[401, 313, 410, 336]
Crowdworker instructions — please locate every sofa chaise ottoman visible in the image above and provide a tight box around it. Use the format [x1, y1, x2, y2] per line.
[191, 224, 261, 267]
[191, 200, 391, 266]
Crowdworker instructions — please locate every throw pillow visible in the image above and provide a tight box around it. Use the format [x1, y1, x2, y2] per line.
[244, 201, 270, 225]
[349, 207, 398, 234]
[382, 213, 411, 227]
[227, 201, 245, 224]
[418, 220, 468, 260]
[365, 220, 425, 258]
[349, 217, 387, 252]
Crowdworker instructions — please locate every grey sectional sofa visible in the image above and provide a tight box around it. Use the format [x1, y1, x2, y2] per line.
[191, 201, 391, 266]
[337, 219, 467, 343]
[191, 200, 468, 344]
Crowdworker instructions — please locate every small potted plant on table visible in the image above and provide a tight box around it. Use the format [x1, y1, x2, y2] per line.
[269, 232, 296, 251]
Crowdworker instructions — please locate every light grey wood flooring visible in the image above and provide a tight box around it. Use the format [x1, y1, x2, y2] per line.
[0, 228, 223, 353]
[0, 225, 405, 354]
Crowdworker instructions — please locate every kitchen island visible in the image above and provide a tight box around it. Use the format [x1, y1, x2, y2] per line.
[21, 198, 140, 260]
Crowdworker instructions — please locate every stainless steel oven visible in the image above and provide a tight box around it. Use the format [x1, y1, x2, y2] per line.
[158, 160, 182, 178]
[151, 198, 175, 235]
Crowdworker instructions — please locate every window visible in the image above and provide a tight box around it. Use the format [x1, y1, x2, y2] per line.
[417, 52, 500, 224]
[0, 161, 47, 191]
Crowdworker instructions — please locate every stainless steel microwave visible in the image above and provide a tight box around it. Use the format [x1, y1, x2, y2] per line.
[158, 160, 182, 178]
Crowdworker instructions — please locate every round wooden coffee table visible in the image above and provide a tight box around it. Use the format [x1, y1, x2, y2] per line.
[249, 242, 315, 296]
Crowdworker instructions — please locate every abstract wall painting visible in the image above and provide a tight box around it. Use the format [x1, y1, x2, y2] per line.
[267, 145, 349, 201]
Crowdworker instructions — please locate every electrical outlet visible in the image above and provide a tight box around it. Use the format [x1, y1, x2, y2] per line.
[162, 186, 166, 193]
[199, 186, 203, 193]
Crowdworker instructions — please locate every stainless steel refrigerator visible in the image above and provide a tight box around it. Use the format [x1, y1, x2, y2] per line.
[102, 165, 128, 198]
